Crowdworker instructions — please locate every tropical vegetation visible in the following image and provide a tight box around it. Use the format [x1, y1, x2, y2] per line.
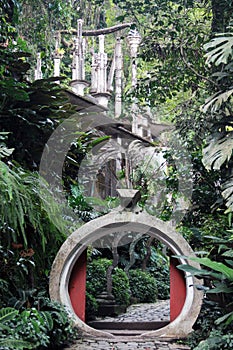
[0, 0, 233, 349]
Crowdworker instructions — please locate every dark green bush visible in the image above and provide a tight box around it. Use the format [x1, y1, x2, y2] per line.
[0, 299, 77, 349]
[86, 258, 130, 318]
[35, 297, 78, 349]
[112, 267, 130, 306]
[86, 258, 112, 296]
[129, 269, 157, 303]
[85, 289, 98, 321]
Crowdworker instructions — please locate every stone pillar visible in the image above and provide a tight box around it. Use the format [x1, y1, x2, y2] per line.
[34, 52, 42, 80]
[53, 33, 63, 81]
[92, 35, 111, 108]
[97, 35, 107, 93]
[115, 37, 122, 118]
[72, 19, 85, 81]
[71, 19, 89, 96]
[127, 30, 141, 135]
[90, 52, 98, 93]
[127, 30, 141, 88]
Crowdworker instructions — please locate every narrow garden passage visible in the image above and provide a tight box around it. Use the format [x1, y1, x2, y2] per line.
[88, 300, 170, 335]
[64, 301, 190, 350]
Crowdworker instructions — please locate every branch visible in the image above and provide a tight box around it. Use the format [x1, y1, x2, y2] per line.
[180, 44, 219, 87]
[60, 23, 133, 37]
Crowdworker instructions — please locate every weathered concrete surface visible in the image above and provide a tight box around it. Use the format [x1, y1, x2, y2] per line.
[65, 337, 190, 350]
[49, 210, 203, 338]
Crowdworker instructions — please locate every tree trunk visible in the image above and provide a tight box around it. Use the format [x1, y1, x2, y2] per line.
[141, 236, 154, 271]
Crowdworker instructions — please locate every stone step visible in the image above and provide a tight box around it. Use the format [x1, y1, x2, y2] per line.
[88, 321, 169, 331]
[91, 329, 146, 336]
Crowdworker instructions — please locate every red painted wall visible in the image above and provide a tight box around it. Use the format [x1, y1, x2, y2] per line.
[170, 257, 186, 322]
[68, 250, 87, 322]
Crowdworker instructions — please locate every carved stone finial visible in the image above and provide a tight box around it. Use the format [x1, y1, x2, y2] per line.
[127, 29, 141, 58]
[116, 188, 141, 211]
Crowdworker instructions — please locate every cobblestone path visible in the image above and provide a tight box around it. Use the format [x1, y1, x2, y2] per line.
[98, 300, 170, 323]
[65, 301, 190, 350]
[67, 337, 190, 350]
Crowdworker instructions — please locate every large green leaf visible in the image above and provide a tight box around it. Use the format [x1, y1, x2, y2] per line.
[222, 173, 233, 211]
[186, 256, 233, 281]
[206, 284, 233, 294]
[0, 307, 19, 325]
[177, 263, 224, 280]
[40, 311, 54, 331]
[201, 89, 233, 113]
[202, 132, 233, 170]
[215, 311, 233, 326]
[204, 34, 233, 66]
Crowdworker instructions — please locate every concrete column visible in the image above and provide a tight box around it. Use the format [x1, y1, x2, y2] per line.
[90, 52, 98, 93]
[97, 35, 107, 93]
[127, 30, 141, 88]
[34, 52, 42, 80]
[115, 38, 122, 118]
[53, 33, 63, 81]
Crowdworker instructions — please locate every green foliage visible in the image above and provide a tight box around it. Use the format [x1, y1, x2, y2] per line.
[0, 161, 43, 246]
[0, 133, 14, 159]
[86, 258, 131, 319]
[86, 258, 112, 296]
[0, 299, 77, 350]
[203, 132, 233, 171]
[0, 0, 19, 44]
[85, 291, 98, 321]
[112, 267, 130, 305]
[129, 269, 157, 303]
[177, 234, 233, 348]
[147, 246, 170, 300]
[115, 0, 211, 106]
[204, 34, 233, 66]
[201, 31, 233, 212]
[0, 46, 75, 170]
[0, 161, 66, 250]
[68, 184, 100, 222]
[187, 300, 232, 350]
[193, 330, 233, 350]
[0, 307, 19, 325]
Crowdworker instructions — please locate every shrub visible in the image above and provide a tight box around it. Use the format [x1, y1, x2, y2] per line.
[0, 299, 78, 350]
[86, 258, 112, 296]
[129, 269, 158, 303]
[85, 290, 98, 321]
[86, 258, 131, 317]
[112, 267, 130, 306]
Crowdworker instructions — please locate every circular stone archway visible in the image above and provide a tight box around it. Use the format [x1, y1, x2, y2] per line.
[49, 208, 203, 339]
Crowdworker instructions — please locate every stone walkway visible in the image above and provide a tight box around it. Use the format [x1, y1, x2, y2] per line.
[97, 300, 170, 323]
[68, 337, 190, 350]
[66, 301, 190, 350]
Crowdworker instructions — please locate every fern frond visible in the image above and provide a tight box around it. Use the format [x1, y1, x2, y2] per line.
[40, 311, 54, 331]
[0, 338, 34, 349]
[0, 307, 19, 324]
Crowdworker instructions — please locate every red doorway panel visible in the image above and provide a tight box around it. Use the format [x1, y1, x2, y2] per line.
[68, 250, 87, 322]
[170, 257, 186, 322]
